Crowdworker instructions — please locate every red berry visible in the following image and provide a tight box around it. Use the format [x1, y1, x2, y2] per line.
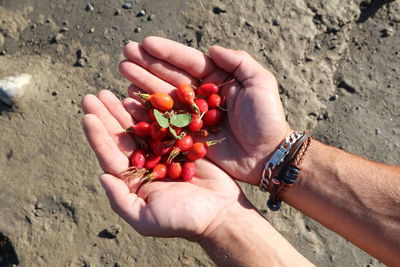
[130, 122, 151, 137]
[182, 162, 195, 181]
[131, 149, 146, 169]
[151, 164, 167, 179]
[148, 138, 158, 152]
[135, 92, 173, 111]
[153, 140, 173, 156]
[144, 154, 161, 169]
[207, 94, 222, 109]
[176, 135, 193, 152]
[151, 121, 168, 140]
[176, 84, 200, 114]
[203, 109, 224, 127]
[194, 98, 209, 114]
[187, 142, 208, 161]
[166, 135, 194, 163]
[188, 114, 203, 132]
[167, 162, 182, 179]
[149, 109, 156, 121]
[198, 83, 218, 96]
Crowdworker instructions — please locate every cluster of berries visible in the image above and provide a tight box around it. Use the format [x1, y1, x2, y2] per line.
[121, 80, 232, 190]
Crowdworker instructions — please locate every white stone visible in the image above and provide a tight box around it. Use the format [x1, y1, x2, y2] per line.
[0, 73, 32, 105]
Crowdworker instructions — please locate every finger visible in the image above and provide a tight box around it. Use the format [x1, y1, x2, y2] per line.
[208, 46, 274, 88]
[83, 114, 130, 175]
[100, 173, 148, 231]
[141, 36, 217, 79]
[97, 90, 135, 128]
[82, 94, 136, 156]
[123, 41, 196, 86]
[122, 97, 151, 122]
[119, 60, 175, 94]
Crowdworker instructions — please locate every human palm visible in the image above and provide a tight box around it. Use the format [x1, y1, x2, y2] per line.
[82, 92, 242, 239]
[119, 37, 291, 185]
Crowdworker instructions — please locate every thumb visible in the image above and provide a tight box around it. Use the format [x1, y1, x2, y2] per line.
[208, 46, 273, 86]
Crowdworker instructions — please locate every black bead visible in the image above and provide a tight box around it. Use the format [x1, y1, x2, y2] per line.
[283, 177, 296, 184]
[267, 198, 281, 211]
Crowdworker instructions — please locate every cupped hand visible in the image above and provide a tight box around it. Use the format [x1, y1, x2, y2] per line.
[119, 37, 291, 185]
[81, 91, 244, 239]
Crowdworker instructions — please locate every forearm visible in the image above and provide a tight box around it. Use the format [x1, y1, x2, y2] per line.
[198, 201, 313, 267]
[282, 140, 400, 266]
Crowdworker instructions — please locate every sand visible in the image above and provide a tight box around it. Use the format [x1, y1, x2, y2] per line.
[0, 0, 399, 266]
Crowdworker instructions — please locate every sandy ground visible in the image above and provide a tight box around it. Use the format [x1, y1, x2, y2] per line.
[0, 0, 399, 266]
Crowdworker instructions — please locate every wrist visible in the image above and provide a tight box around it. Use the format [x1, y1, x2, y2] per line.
[198, 194, 312, 266]
[197, 195, 260, 243]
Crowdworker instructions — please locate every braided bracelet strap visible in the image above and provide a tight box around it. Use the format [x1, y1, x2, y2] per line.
[259, 131, 304, 192]
[267, 133, 313, 211]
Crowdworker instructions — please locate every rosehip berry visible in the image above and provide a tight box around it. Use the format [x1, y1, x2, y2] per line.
[182, 162, 195, 181]
[153, 140, 173, 157]
[144, 154, 161, 169]
[142, 163, 167, 183]
[126, 122, 151, 137]
[176, 135, 194, 152]
[167, 135, 194, 163]
[135, 92, 173, 111]
[203, 109, 224, 127]
[207, 94, 222, 109]
[131, 149, 146, 169]
[194, 98, 209, 114]
[151, 121, 168, 140]
[188, 114, 203, 132]
[198, 83, 218, 96]
[149, 108, 156, 121]
[176, 84, 200, 115]
[167, 162, 182, 179]
[187, 139, 224, 161]
[187, 142, 208, 161]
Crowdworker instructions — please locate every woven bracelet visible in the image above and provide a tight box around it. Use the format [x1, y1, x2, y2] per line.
[266, 133, 313, 211]
[259, 131, 304, 192]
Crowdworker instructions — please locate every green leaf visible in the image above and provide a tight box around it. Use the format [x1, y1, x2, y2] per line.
[169, 126, 183, 139]
[154, 109, 169, 128]
[170, 113, 192, 128]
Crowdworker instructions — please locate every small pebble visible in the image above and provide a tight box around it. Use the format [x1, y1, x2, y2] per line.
[114, 9, 121, 16]
[76, 58, 87, 67]
[52, 91, 58, 96]
[213, 7, 226, 14]
[35, 201, 44, 210]
[0, 50, 6, 56]
[122, 3, 132, 9]
[85, 3, 94, 11]
[375, 128, 380, 135]
[89, 27, 95, 33]
[134, 27, 141, 33]
[381, 27, 394, 37]
[147, 14, 155, 21]
[136, 9, 146, 17]
[0, 74, 32, 105]
[329, 94, 338, 101]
